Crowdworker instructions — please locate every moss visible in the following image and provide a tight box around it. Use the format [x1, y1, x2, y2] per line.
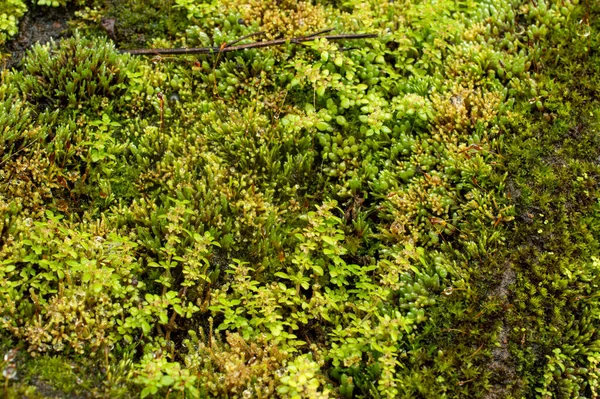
[1, 0, 600, 397]
[498, 25, 600, 397]
[0, 0, 27, 46]
[18, 32, 137, 113]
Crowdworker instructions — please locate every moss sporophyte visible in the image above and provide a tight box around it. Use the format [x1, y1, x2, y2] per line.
[1, 0, 600, 397]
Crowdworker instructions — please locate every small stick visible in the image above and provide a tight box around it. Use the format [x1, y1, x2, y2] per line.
[222, 31, 266, 48]
[303, 28, 336, 38]
[121, 32, 378, 56]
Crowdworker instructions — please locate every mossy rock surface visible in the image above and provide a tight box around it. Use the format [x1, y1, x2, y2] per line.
[1, 0, 600, 398]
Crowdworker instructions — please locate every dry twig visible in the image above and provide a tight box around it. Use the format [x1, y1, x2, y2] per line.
[120, 30, 377, 56]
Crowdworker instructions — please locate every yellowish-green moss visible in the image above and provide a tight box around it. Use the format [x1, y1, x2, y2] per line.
[1, 0, 600, 398]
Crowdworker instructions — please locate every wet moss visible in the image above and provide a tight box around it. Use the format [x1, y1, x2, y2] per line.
[1, 0, 600, 398]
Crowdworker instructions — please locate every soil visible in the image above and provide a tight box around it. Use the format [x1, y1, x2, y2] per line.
[2, 4, 76, 70]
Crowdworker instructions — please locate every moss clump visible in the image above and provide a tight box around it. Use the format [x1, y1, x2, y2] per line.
[0, 73, 37, 165]
[220, 0, 329, 38]
[0, 213, 144, 354]
[19, 32, 137, 113]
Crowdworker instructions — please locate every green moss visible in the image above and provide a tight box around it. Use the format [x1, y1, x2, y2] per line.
[0, 0, 27, 46]
[1, 0, 600, 397]
[18, 32, 137, 113]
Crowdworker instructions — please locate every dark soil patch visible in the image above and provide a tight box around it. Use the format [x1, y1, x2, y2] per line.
[28, 377, 87, 399]
[2, 5, 77, 70]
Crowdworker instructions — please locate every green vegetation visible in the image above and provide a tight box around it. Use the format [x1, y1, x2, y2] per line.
[0, 1, 27, 45]
[1, 0, 599, 397]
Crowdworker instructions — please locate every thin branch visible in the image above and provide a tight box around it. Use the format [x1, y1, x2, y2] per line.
[303, 28, 336, 38]
[121, 32, 378, 56]
[223, 31, 266, 48]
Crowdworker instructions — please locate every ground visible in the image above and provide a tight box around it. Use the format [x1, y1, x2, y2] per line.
[1, 0, 600, 398]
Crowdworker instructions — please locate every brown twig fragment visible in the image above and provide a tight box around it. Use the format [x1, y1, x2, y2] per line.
[120, 31, 378, 56]
[223, 31, 266, 48]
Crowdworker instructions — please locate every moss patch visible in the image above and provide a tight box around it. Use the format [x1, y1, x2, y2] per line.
[1, 0, 600, 398]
